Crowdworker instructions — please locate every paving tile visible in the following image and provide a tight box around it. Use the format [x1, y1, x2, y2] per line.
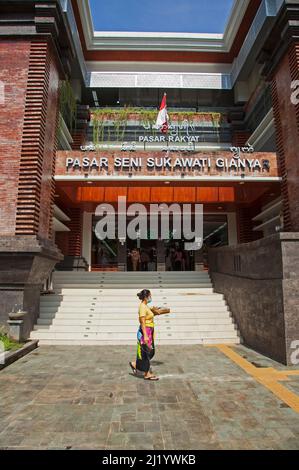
[0, 344, 298, 450]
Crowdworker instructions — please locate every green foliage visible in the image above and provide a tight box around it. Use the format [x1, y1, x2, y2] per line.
[91, 107, 225, 145]
[0, 327, 23, 352]
[59, 80, 77, 133]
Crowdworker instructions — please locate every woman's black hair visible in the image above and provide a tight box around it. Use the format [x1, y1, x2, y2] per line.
[137, 289, 151, 301]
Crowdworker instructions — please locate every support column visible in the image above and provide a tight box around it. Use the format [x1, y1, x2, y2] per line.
[0, 1, 75, 333]
[270, 42, 299, 231]
[0, 38, 63, 332]
[227, 212, 238, 246]
[194, 250, 204, 272]
[82, 212, 92, 270]
[117, 241, 127, 272]
[156, 240, 166, 271]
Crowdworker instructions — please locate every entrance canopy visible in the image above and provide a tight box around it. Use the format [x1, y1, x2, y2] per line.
[53, 149, 281, 272]
[54, 149, 280, 211]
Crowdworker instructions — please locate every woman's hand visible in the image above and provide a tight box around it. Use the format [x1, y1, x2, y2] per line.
[144, 334, 150, 346]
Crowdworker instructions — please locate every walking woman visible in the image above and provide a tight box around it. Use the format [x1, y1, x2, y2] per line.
[129, 289, 170, 381]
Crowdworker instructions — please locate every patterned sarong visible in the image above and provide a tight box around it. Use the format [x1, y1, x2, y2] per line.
[136, 326, 155, 373]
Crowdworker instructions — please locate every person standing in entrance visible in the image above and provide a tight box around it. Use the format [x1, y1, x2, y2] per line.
[174, 248, 184, 271]
[129, 248, 141, 271]
[140, 249, 150, 271]
[129, 289, 170, 381]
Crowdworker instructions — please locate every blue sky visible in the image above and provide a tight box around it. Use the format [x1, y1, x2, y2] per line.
[89, 0, 234, 34]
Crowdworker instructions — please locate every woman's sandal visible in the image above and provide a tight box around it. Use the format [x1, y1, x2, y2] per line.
[129, 362, 137, 375]
[144, 375, 159, 381]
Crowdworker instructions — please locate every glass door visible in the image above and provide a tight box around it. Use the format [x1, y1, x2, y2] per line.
[91, 217, 118, 270]
[127, 239, 157, 271]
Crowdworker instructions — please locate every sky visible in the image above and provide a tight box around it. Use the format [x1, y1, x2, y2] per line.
[89, 0, 235, 34]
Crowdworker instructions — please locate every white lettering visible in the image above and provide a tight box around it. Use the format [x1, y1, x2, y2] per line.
[66, 158, 74, 168]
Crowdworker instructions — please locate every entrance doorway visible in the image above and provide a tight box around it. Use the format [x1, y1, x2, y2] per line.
[127, 239, 157, 271]
[164, 240, 195, 271]
[164, 214, 228, 271]
[91, 213, 229, 272]
[91, 219, 118, 271]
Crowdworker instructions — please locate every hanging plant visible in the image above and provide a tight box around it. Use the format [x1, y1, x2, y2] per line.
[59, 80, 77, 133]
[90, 108, 226, 144]
[114, 108, 128, 141]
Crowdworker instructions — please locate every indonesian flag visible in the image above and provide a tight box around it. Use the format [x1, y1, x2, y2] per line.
[154, 93, 169, 134]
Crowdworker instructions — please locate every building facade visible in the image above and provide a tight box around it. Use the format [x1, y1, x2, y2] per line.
[0, 0, 298, 364]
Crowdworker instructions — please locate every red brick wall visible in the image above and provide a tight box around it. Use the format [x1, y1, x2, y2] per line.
[55, 232, 69, 255]
[38, 42, 60, 239]
[271, 43, 299, 231]
[67, 208, 82, 257]
[0, 39, 61, 239]
[232, 131, 251, 147]
[15, 40, 60, 239]
[0, 40, 31, 236]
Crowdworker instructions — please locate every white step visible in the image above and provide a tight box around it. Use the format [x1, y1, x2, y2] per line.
[31, 271, 239, 345]
[39, 308, 229, 314]
[39, 303, 227, 314]
[54, 282, 212, 293]
[38, 313, 231, 322]
[41, 294, 215, 301]
[37, 317, 234, 326]
[34, 323, 236, 333]
[40, 292, 223, 301]
[40, 300, 226, 307]
[47, 288, 214, 296]
[53, 272, 210, 277]
[38, 311, 229, 321]
[30, 330, 238, 340]
[36, 338, 240, 346]
[38, 309, 231, 317]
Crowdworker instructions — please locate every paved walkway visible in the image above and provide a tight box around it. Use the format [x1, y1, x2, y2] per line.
[0, 344, 299, 450]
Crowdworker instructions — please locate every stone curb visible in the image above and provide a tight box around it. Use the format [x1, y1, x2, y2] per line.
[0, 340, 38, 371]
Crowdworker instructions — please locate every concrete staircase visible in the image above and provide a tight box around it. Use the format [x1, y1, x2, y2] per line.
[30, 271, 240, 345]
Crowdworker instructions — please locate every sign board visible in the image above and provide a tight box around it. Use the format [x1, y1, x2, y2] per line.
[55, 149, 279, 179]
